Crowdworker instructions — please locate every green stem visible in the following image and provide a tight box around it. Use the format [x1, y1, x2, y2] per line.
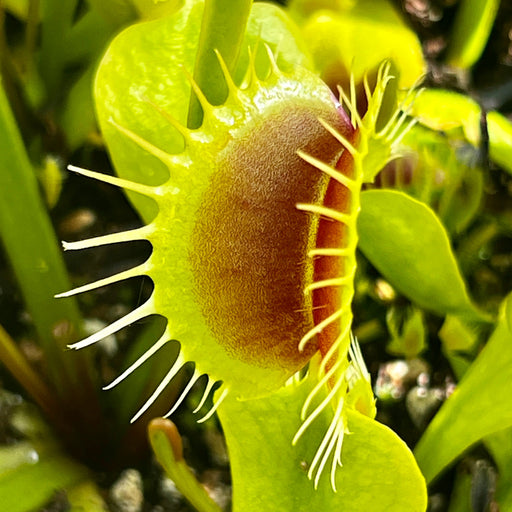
[187, 0, 253, 128]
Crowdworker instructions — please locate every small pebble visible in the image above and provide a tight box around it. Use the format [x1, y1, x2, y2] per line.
[110, 469, 144, 512]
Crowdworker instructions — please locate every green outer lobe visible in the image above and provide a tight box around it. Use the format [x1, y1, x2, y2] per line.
[218, 374, 427, 511]
[190, 100, 348, 372]
[415, 293, 512, 484]
[147, 72, 348, 399]
[358, 189, 484, 320]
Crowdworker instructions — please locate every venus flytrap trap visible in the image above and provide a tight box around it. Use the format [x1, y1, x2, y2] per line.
[56, 1, 427, 505]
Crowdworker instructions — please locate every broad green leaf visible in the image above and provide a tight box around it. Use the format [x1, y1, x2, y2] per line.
[288, 0, 425, 89]
[445, 0, 500, 70]
[218, 376, 427, 512]
[414, 293, 512, 483]
[94, 0, 312, 221]
[358, 189, 485, 321]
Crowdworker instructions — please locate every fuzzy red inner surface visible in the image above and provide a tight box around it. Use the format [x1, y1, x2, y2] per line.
[312, 128, 358, 372]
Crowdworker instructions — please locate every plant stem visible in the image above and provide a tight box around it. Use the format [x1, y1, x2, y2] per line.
[187, 0, 252, 128]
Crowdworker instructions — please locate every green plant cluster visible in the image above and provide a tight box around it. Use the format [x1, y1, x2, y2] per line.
[1, 1, 512, 511]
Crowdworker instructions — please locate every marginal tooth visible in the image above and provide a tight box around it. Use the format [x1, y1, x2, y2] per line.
[317, 119, 358, 155]
[164, 369, 202, 417]
[181, 66, 212, 114]
[68, 165, 158, 197]
[130, 353, 186, 423]
[197, 387, 229, 424]
[297, 150, 356, 190]
[263, 43, 280, 76]
[193, 378, 217, 414]
[214, 49, 238, 97]
[139, 96, 192, 143]
[305, 274, 354, 294]
[55, 262, 149, 298]
[109, 118, 181, 173]
[68, 298, 155, 350]
[102, 327, 171, 390]
[349, 72, 357, 126]
[296, 203, 351, 224]
[298, 309, 343, 352]
[319, 323, 352, 377]
[308, 248, 351, 258]
[336, 86, 362, 130]
[62, 225, 153, 251]
[309, 396, 345, 490]
[299, 358, 344, 421]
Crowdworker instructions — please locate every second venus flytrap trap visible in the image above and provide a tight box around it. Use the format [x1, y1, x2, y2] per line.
[57, 8, 418, 496]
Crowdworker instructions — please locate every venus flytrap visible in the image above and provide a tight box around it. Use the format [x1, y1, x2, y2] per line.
[54, 0, 428, 507]
[61, 43, 418, 495]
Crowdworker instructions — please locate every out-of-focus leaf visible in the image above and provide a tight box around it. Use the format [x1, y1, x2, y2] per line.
[0, 453, 89, 512]
[413, 89, 512, 176]
[487, 110, 512, 175]
[67, 481, 108, 512]
[485, 428, 512, 510]
[288, 0, 425, 89]
[218, 375, 427, 512]
[386, 306, 426, 358]
[358, 189, 486, 321]
[445, 0, 500, 70]
[414, 293, 512, 484]
[412, 89, 481, 145]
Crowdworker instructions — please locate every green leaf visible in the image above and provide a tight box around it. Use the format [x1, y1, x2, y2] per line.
[445, 0, 500, 70]
[414, 292, 512, 483]
[218, 377, 427, 512]
[358, 189, 486, 321]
